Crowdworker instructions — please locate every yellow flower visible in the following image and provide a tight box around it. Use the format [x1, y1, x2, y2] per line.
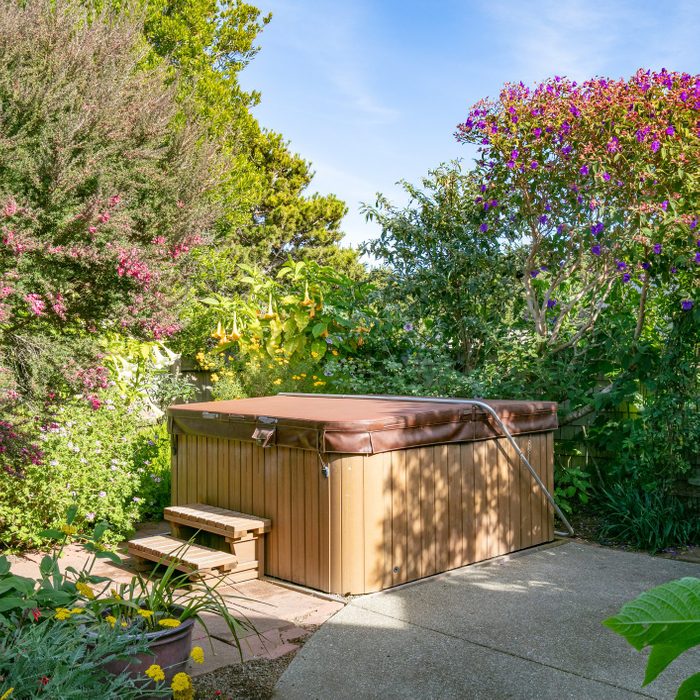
[171, 672, 193, 699]
[300, 373, 307, 378]
[54, 608, 72, 620]
[332, 349, 339, 356]
[272, 378, 282, 385]
[105, 615, 117, 628]
[70, 607, 82, 614]
[75, 582, 95, 599]
[210, 373, 219, 382]
[145, 664, 165, 682]
[110, 588, 122, 600]
[1, 687, 14, 699]
[189, 646, 204, 664]
[61, 524, 77, 536]
[313, 381, 326, 387]
[158, 618, 181, 628]
[137, 609, 154, 619]
[311, 351, 319, 359]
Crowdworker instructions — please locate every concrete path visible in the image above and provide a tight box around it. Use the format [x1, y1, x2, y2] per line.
[275, 541, 700, 699]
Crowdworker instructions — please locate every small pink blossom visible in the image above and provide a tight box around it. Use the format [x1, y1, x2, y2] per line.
[108, 195, 121, 208]
[3, 198, 18, 217]
[117, 250, 152, 285]
[88, 226, 97, 235]
[50, 293, 67, 320]
[98, 211, 110, 223]
[176, 200, 185, 209]
[0, 285, 12, 299]
[25, 293, 46, 316]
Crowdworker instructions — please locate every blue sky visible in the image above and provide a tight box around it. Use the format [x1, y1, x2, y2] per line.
[239, 0, 700, 249]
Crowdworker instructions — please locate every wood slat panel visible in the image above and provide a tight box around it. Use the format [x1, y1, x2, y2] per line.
[504, 437, 521, 553]
[362, 453, 385, 592]
[217, 437, 228, 511]
[419, 447, 436, 578]
[197, 437, 208, 503]
[532, 434, 544, 544]
[461, 442, 475, 566]
[341, 456, 364, 595]
[473, 440, 489, 561]
[290, 449, 306, 585]
[329, 455, 342, 595]
[318, 455, 331, 592]
[447, 445, 462, 569]
[252, 444, 265, 519]
[304, 450, 320, 591]
[488, 439, 502, 559]
[240, 441, 252, 514]
[171, 435, 179, 506]
[186, 435, 197, 505]
[518, 436, 533, 549]
[496, 438, 511, 557]
[405, 448, 421, 582]
[229, 439, 241, 512]
[264, 447, 278, 577]
[391, 450, 407, 586]
[276, 447, 292, 582]
[206, 438, 218, 507]
[433, 445, 449, 574]
[381, 451, 394, 589]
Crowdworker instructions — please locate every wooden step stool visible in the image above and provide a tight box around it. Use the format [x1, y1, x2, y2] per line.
[127, 534, 238, 579]
[164, 504, 271, 582]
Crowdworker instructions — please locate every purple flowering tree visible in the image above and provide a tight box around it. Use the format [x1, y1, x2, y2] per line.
[457, 69, 699, 352]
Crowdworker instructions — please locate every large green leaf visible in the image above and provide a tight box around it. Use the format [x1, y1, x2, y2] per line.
[603, 577, 700, 687]
[676, 672, 700, 700]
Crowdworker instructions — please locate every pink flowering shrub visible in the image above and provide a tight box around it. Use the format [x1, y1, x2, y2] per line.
[0, 0, 224, 481]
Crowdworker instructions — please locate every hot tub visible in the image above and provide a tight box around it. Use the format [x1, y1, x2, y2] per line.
[167, 394, 558, 595]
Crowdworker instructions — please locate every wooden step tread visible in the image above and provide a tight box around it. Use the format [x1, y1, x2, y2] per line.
[127, 534, 238, 573]
[165, 504, 271, 537]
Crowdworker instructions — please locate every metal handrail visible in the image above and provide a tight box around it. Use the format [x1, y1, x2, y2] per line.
[279, 392, 574, 537]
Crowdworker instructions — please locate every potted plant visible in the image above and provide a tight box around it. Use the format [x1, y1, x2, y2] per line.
[0, 507, 255, 697]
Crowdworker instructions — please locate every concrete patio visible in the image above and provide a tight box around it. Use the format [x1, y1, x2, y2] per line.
[275, 541, 700, 699]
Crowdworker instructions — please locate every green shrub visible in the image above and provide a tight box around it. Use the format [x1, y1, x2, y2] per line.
[0, 396, 171, 549]
[0, 619, 159, 698]
[598, 484, 699, 552]
[553, 461, 592, 516]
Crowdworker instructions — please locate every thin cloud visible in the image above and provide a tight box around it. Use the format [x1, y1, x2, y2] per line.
[260, 0, 399, 124]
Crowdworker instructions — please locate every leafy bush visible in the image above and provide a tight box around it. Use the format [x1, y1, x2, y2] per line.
[597, 484, 699, 552]
[0, 619, 157, 699]
[604, 577, 700, 699]
[553, 461, 592, 516]
[0, 396, 171, 549]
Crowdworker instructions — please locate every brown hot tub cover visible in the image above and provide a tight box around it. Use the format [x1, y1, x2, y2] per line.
[167, 395, 557, 455]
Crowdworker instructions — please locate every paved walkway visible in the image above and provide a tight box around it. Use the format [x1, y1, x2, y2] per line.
[275, 541, 700, 699]
[7, 522, 343, 677]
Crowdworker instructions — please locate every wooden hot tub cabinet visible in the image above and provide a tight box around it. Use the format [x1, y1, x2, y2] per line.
[168, 395, 556, 595]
